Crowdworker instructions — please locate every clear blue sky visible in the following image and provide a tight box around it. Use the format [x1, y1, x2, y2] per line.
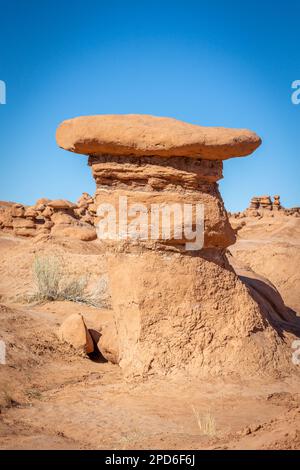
[0, 0, 299, 211]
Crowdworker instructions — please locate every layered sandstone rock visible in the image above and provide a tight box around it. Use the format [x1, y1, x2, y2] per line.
[248, 195, 283, 215]
[0, 197, 97, 241]
[89, 154, 235, 249]
[56, 114, 261, 160]
[272, 195, 284, 211]
[56, 114, 300, 379]
[230, 195, 295, 220]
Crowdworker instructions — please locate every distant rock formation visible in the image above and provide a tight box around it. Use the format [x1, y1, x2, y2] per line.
[249, 195, 282, 212]
[54, 113, 300, 379]
[230, 195, 300, 219]
[0, 195, 97, 241]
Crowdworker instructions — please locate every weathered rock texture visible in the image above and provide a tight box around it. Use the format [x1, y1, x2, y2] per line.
[249, 195, 282, 213]
[89, 154, 235, 249]
[230, 195, 300, 220]
[56, 114, 261, 160]
[58, 313, 94, 354]
[0, 196, 97, 241]
[55, 113, 300, 379]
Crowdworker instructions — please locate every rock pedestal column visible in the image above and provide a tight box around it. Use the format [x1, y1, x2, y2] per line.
[56, 114, 297, 378]
[273, 195, 281, 210]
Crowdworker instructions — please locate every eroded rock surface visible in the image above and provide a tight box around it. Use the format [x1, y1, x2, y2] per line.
[56, 114, 261, 160]
[55, 113, 300, 379]
[58, 313, 94, 354]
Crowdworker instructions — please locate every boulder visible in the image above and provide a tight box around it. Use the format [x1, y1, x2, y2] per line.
[11, 204, 25, 218]
[42, 206, 53, 218]
[77, 193, 92, 208]
[13, 217, 36, 229]
[87, 203, 97, 214]
[56, 114, 261, 160]
[98, 323, 119, 364]
[14, 228, 37, 237]
[47, 199, 76, 210]
[51, 212, 76, 225]
[81, 213, 94, 225]
[58, 313, 94, 354]
[51, 224, 97, 241]
[35, 198, 51, 206]
[24, 207, 38, 219]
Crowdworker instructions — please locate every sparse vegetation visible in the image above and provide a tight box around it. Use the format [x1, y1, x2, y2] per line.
[87, 275, 111, 309]
[25, 388, 42, 400]
[191, 405, 217, 437]
[28, 255, 111, 308]
[32, 255, 62, 301]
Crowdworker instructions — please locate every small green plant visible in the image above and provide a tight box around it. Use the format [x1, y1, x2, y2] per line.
[29, 255, 111, 308]
[191, 405, 217, 437]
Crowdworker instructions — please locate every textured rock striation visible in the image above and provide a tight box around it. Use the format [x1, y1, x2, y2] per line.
[55, 114, 300, 378]
[56, 114, 261, 160]
[249, 195, 281, 213]
[230, 195, 300, 219]
[0, 196, 97, 241]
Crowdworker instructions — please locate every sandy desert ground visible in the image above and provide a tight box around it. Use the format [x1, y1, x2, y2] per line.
[0, 214, 300, 450]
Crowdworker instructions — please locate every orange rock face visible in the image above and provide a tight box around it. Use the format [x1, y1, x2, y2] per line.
[3, 114, 298, 380]
[56, 114, 261, 160]
[90, 155, 235, 249]
[54, 113, 300, 379]
[58, 313, 94, 354]
[0, 197, 97, 241]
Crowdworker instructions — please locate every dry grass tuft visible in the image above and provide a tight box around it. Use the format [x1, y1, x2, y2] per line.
[191, 405, 217, 437]
[28, 255, 111, 308]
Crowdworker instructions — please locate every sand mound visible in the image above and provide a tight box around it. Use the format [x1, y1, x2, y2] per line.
[230, 214, 300, 314]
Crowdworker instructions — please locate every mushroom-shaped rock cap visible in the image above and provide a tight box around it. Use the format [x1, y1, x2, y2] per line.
[48, 199, 76, 210]
[56, 114, 261, 160]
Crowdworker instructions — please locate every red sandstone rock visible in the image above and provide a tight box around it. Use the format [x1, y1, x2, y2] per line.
[48, 199, 76, 210]
[56, 114, 261, 160]
[98, 323, 119, 364]
[58, 313, 94, 354]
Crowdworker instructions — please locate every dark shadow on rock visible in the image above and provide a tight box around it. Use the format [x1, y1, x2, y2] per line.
[88, 328, 107, 363]
[239, 274, 300, 338]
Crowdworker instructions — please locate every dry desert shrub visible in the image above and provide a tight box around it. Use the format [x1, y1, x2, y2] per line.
[32, 255, 62, 301]
[191, 405, 217, 437]
[28, 255, 111, 308]
[86, 275, 111, 308]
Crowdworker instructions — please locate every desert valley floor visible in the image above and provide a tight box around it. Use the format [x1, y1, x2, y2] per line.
[0, 211, 300, 450]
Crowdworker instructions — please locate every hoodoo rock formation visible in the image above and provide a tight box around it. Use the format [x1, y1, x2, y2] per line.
[56, 114, 300, 378]
[249, 195, 282, 212]
[230, 195, 300, 219]
[0, 196, 97, 241]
